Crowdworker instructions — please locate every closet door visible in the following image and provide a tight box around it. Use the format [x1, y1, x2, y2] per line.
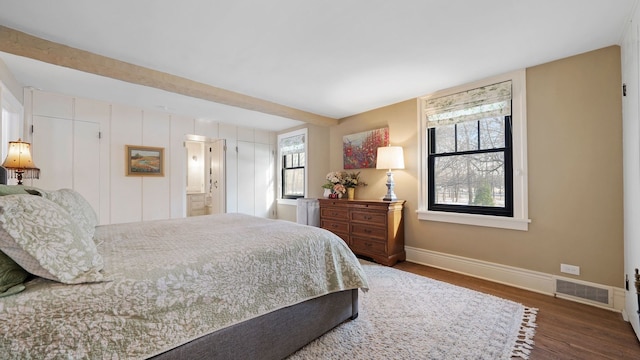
[622, 8, 640, 340]
[32, 116, 73, 190]
[209, 139, 226, 214]
[254, 142, 272, 218]
[73, 120, 101, 217]
[219, 124, 237, 213]
[237, 140, 255, 215]
[32, 116, 101, 215]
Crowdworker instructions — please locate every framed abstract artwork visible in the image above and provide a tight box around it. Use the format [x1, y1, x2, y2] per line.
[125, 145, 164, 176]
[343, 127, 389, 169]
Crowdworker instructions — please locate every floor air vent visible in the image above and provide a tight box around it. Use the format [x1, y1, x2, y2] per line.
[555, 278, 611, 306]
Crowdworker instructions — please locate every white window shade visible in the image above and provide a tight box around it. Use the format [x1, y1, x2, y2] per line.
[279, 134, 305, 155]
[425, 80, 512, 128]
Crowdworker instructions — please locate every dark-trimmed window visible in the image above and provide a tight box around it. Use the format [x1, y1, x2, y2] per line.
[279, 132, 305, 199]
[426, 81, 513, 217]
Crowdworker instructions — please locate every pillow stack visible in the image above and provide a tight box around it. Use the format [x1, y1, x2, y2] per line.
[0, 186, 104, 296]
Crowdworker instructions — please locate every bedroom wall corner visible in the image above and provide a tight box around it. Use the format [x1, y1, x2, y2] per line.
[326, 46, 623, 289]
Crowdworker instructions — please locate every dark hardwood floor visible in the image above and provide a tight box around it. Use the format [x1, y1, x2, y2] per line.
[393, 261, 640, 360]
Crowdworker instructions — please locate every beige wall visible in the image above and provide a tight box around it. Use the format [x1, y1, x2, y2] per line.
[276, 124, 331, 222]
[331, 46, 623, 287]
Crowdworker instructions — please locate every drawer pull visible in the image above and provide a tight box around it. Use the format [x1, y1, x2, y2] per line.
[364, 215, 372, 220]
[364, 229, 372, 234]
[332, 212, 339, 216]
[332, 224, 339, 228]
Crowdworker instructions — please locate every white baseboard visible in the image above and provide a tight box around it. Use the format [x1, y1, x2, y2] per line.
[405, 246, 625, 313]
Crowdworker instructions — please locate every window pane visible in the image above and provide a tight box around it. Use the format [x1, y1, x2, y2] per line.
[284, 154, 292, 168]
[292, 153, 299, 167]
[434, 124, 455, 154]
[283, 168, 304, 196]
[479, 117, 505, 150]
[456, 121, 478, 152]
[433, 152, 505, 207]
[298, 152, 306, 166]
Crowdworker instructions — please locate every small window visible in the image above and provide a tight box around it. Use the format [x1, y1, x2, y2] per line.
[278, 129, 306, 200]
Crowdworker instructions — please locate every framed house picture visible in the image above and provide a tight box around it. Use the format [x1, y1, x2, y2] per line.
[125, 145, 164, 176]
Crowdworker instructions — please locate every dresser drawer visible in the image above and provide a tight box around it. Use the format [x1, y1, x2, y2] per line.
[351, 236, 387, 256]
[350, 210, 386, 224]
[318, 198, 405, 266]
[351, 223, 386, 239]
[321, 219, 349, 234]
[321, 207, 348, 219]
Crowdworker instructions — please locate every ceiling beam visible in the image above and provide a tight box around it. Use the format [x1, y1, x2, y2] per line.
[0, 26, 338, 127]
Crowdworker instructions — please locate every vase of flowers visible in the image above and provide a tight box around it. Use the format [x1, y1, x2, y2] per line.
[323, 171, 346, 198]
[322, 171, 366, 200]
[344, 172, 366, 200]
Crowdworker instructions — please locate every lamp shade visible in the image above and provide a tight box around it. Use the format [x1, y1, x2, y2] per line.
[2, 139, 40, 184]
[376, 146, 405, 170]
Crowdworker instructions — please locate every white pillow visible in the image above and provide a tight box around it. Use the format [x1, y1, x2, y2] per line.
[40, 188, 98, 239]
[0, 194, 104, 284]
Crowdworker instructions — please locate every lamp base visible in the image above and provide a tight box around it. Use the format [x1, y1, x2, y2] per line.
[382, 170, 398, 201]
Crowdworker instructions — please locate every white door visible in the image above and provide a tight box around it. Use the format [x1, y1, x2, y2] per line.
[237, 140, 255, 215]
[622, 10, 640, 340]
[32, 115, 73, 190]
[254, 142, 273, 218]
[32, 116, 101, 216]
[72, 120, 101, 218]
[208, 139, 226, 214]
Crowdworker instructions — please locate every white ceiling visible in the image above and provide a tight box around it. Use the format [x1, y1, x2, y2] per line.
[0, 0, 636, 131]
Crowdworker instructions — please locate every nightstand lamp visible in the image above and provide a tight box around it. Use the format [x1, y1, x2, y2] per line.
[2, 139, 40, 185]
[376, 145, 404, 201]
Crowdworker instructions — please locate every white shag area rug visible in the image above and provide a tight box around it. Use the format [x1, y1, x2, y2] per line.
[289, 262, 537, 360]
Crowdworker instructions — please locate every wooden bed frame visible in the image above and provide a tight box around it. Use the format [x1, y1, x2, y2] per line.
[151, 289, 359, 359]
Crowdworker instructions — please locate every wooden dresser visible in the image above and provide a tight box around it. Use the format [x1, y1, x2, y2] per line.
[318, 199, 405, 266]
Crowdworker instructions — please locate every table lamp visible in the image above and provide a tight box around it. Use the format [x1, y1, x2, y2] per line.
[376, 145, 404, 201]
[2, 139, 40, 185]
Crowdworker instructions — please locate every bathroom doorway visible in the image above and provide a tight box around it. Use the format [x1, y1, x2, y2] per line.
[185, 136, 225, 216]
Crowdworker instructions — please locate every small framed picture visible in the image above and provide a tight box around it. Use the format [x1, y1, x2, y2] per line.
[125, 145, 164, 176]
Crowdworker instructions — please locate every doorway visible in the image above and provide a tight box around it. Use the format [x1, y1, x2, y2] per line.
[185, 136, 225, 216]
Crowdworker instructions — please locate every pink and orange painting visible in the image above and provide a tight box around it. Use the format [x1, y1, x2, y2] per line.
[342, 127, 389, 169]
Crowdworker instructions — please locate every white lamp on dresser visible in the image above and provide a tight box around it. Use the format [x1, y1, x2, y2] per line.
[376, 145, 404, 201]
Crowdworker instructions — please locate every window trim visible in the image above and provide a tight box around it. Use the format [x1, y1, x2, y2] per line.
[427, 115, 513, 217]
[276, 128, 307, 206]
[417, 69, 530, 231]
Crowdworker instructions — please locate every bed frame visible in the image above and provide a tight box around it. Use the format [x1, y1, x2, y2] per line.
[151, 289, 359, 359]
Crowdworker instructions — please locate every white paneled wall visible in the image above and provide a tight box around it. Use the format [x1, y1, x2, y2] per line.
[109, 105, 143, 224]
[169, 115, 193, 219]
[24, 89, 277, 224]
[141, 110, 171, 221]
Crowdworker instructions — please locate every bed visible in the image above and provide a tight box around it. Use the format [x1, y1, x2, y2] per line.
[0, 186, 369, 359]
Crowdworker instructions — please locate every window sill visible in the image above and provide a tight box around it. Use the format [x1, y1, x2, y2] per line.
[417, 210, 530, 231]
[277, 198, 298, 206]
